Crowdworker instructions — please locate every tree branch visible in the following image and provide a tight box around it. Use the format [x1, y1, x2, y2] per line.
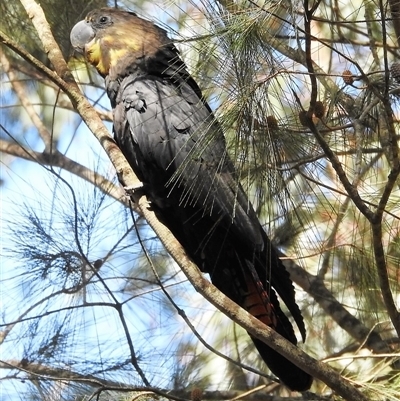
[0, 138, 126, 206]
[0, 49, 53, 150]
[4, 1, 376, 399]
[283, 256, 393, 355]
[132, 194, 368, 400]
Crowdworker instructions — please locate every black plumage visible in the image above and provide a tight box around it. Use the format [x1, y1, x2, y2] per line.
[70, 8, 312, 390]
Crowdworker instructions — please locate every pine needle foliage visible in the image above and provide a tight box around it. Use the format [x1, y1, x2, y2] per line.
[1, 0, 399, 400]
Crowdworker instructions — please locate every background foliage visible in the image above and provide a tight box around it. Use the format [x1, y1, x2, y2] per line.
[1, 0, 399, 400]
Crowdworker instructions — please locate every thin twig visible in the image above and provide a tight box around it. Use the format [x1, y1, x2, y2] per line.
[0, 137, 127, 206]
[0, 50, 53, 150]
[7, 1, 374, 399]
[129, 202, 275, 381]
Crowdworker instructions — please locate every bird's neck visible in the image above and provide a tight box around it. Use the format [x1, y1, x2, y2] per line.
[105, 46, 189, 106]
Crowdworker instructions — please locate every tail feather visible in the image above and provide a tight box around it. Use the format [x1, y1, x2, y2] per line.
[211, 254, 312, 391]
[153, 204, 312, 390]
[251, 336, 313, 391]
[255, 231, 307, 341]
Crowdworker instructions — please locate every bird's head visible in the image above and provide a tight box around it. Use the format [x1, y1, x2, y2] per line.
[70, 8, 170, 77]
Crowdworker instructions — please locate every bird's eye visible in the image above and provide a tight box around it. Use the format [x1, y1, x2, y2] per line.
[99, 16, 109, 24]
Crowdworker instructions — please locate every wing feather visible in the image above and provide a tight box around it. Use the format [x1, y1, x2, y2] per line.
[114, 72, 306, 342]
[118, 74, 263, 248]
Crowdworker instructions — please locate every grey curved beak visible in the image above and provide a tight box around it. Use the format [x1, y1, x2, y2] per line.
[70, 20, 95, 52]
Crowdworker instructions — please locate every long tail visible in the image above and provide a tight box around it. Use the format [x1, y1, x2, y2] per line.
[153, 205, 312, 390]
[211, 254, 313, 391]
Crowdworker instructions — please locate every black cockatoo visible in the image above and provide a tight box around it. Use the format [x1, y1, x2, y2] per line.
[70, 8, 312, 391]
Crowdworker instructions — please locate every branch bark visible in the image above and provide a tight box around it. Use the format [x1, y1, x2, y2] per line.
[283, 256, 393, 355]
[3, 1, 374, 399]
[132, 193, 368, 401]
[0, 139, 126, 206]
[0, 49, 53, 150]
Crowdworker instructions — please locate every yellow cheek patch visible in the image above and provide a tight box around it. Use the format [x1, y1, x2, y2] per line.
[86, 39, 109, 75]
[103, 29, 144, 53]
[86, 40, 110, 76]
[86, 40, 101, 64]
[85, 33, 144, 76]
[109, 48, 130, 67]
